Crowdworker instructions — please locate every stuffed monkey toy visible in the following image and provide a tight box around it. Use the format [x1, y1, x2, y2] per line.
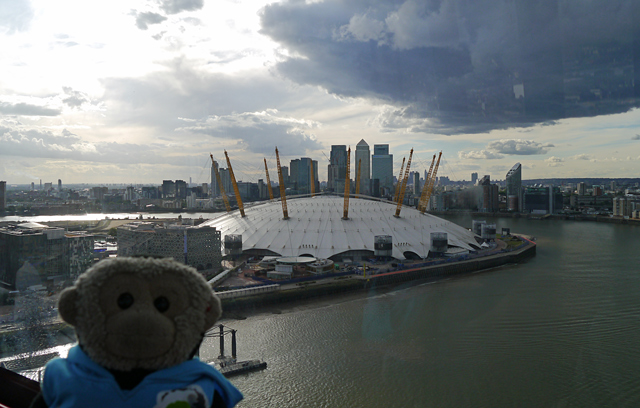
[31, 257, 243, 408]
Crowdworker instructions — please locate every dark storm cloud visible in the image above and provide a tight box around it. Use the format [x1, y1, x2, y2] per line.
[260, 0, 640, 135]
[0, 0, 33, 34]
[157, 0, 203, 15]
[177, 111, 323, 156]
[0, 102, 60, 116]
[134, 11, 167, 30]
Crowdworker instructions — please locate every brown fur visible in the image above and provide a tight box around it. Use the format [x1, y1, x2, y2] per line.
[58, 257, 221, 371]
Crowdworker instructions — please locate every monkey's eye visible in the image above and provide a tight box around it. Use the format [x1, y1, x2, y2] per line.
[154, 296, 170, 313]
[117, 293, 134, 310]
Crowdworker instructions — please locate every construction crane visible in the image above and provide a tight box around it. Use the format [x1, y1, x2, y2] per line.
[342, 147, 351, 220]
[210, 153, 231, 213]
[393, 157, 406, 203]
[394, 148, 413, 217]
[309, 159, 315, 197]
[263, 158, 274, 200]
[275, 147, 289, 220]
[417, 154, 436, 212]
[224, 150, 245, 217]
[355, 159, 362, 196]
[420, 151, 442, 214]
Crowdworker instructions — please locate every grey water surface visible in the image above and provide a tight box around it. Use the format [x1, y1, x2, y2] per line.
[200, 215, 640, 408]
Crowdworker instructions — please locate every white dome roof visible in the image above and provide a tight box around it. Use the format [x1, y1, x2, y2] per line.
[199, 195, 478, 260]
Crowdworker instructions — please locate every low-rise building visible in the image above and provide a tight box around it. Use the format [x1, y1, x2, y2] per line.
[117, 222, 222, 274]
[0, 223, 94, 289]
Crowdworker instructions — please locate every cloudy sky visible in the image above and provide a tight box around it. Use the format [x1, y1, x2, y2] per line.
[1, 0, 639, 185]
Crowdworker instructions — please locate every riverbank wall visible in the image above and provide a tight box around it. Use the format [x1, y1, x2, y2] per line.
[221, 238, 536, 313]
[430, 210, 640, 226]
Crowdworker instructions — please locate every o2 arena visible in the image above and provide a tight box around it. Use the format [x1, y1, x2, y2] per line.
[199, 195, 480, 261]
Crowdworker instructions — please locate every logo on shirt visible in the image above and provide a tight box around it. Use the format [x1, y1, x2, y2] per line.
[155, 384, 209, 408]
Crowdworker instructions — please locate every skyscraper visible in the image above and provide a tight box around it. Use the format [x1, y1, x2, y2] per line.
[58, 179, 62, 191]
[506, 163, 522, 212]
[0, 181, 6, 212]
[211, 160, 219, 196]
[288, 159, 299, 190]
[328, 145, 347, 191]
[219, 168, 232, 196]
[354, 140, 370, 195]
[297, 157, 317, 194]
[371, 144, 393, 196]
[471, 172, 478, 185]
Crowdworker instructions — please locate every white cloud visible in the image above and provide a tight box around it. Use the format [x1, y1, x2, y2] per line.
[177, 110, 323, 156]
[487, 139, 553, 155]
[458, 150, 504, 160]
[545, 156, 564, 167]
[570, 153, 593, 160]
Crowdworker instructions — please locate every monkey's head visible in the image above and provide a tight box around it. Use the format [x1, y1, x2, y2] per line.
[58, 257, 221, 371]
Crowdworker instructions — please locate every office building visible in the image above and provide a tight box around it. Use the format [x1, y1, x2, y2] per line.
[0, 223, 94, 289]
[412, 172, 420, 195]
[355, 140, 371, 195]
[219, 168, 232, 197]
[577, 182, 586, 196]
[523, 186, 563, 214]
[211, 160, 219, 196]
[58, 179, 62, 191]
[289, 159, 299, 189]
[372, 144, 393, 195]
[506, 163, 522, 212]
[613, 196, 633, 217]
[0, 181, 5, 212]
[175, 180, 187, 199]
[471, 173, 478, 185]
[328, 145, 347, 191]
[117, 222, 222, 274]
[297, 158, 317, 195]
[162, 180, 176, 198]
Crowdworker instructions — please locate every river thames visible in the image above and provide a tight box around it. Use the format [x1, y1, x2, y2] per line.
[197, 214, 640, 408]
[3, 213, 640, 407]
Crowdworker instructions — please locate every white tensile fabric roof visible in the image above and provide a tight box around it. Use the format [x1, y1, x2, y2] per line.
[199, 196, 478, 260]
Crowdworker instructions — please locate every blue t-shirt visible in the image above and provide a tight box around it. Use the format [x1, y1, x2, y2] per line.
[42, 345, 243, 408]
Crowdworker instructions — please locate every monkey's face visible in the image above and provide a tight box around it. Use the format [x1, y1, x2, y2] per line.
[58, 257, 221, 371]
[99, 273, 188, 360]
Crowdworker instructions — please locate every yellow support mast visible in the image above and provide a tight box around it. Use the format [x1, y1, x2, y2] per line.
[342, 147, 351, 220]
[393, 157, 406, 203]
[420, 151, 442, 214]
[417, 154, 436, 212]
[355, 159, 361, 196]
[309, 160, 315, 197]
[263, 158, 274, 200]
[275, 147, 289, 220]
[224, 150, 245, 217]
[394, 148, 413, 217]
[210, 153, 231, 213]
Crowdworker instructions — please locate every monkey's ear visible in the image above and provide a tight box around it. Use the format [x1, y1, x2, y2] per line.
[203, 295, 222, 331]
[58, 287, 78, 327]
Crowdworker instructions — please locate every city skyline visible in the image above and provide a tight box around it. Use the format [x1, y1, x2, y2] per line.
[1, 0, 640, 185]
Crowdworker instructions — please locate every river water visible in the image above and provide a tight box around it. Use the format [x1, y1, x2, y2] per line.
[3, 213, 640, 407]
[197, 214, 640, 408]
